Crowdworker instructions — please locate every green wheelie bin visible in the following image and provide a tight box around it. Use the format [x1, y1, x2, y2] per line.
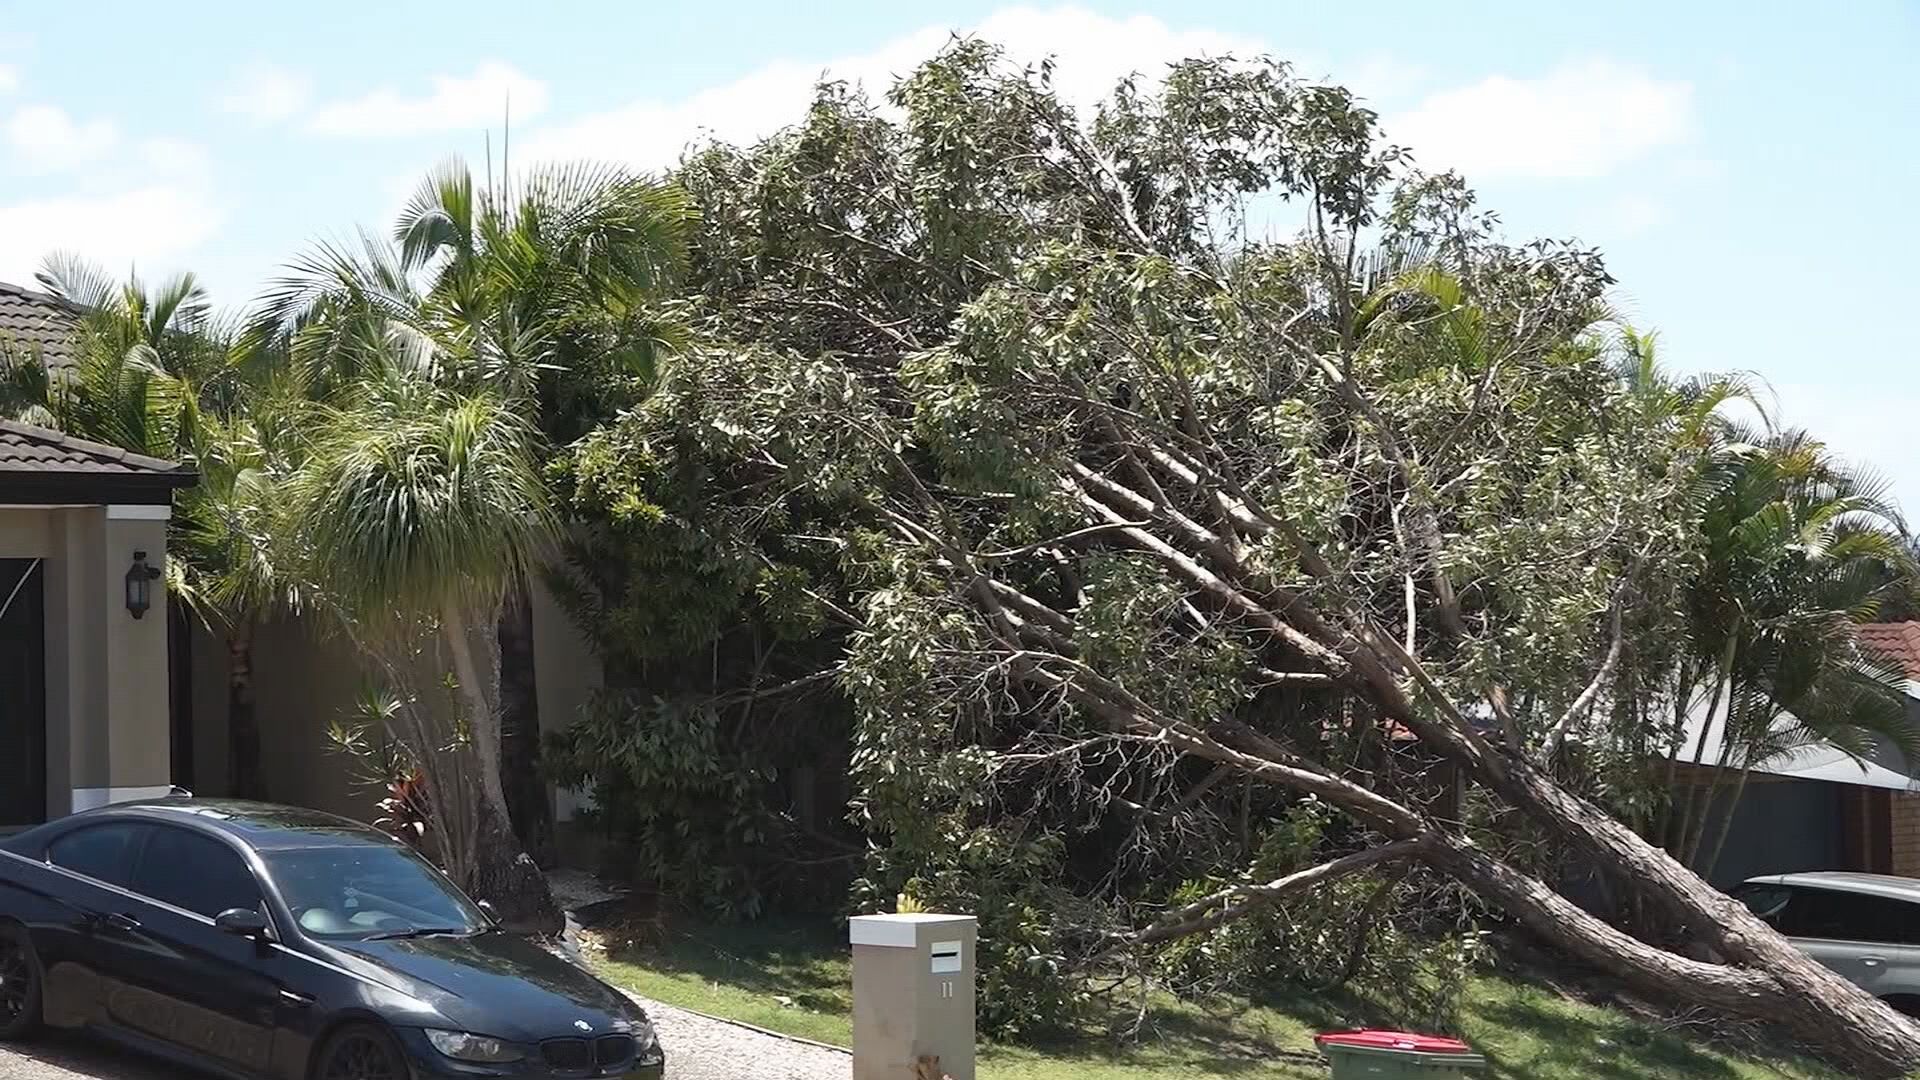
[1315, 1030, 1487, 1077]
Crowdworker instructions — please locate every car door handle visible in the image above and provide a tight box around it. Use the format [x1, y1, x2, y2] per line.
[1862, 956, 1887, 968]
[72, 910, 137, 933]
[279, 989, 314, 1008]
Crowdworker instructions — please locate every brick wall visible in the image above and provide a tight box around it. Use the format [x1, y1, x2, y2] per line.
[1891, 791, 1920, 877]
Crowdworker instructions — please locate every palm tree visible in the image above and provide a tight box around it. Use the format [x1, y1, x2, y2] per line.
[260, 158, 690, 922]
[169, 396, 310, 799]
[264, 159, 691, 865]
[1672, 431, 1920, 877]
[3, 255, 215, 455]
[290, 362, 559, 926]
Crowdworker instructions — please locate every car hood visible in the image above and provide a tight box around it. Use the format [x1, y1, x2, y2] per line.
[324, 930, 642, 1042]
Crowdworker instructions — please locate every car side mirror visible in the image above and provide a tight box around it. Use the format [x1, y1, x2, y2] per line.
[476, 899, 499, 923]
[215, 907, 271, 940]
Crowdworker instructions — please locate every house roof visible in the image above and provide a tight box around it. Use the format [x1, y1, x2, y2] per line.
[0, 280, 81, 375]
[1860, 622, 1920, 691]
[0, 418, 195, 505]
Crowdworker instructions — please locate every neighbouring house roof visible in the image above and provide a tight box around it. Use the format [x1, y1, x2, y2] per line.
[0, 418, 196, 505]
[1860, 622, 1920, 695]
[0, 280, 82, 375]
[1669, 680, 1920, 792]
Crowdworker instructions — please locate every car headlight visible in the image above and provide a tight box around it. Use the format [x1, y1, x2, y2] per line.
[635, 1025, 664, 1066]
[424, 1029, 526, 1063]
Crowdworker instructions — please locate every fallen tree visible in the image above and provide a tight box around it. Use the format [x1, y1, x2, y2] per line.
[580, 43, 1920, 1072]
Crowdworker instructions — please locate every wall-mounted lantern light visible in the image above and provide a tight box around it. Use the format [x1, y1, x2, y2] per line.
[125, 550, 161, 619]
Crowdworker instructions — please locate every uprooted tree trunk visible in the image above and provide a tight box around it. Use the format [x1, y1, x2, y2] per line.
[801, 386, 1920, 1071]
[920, 455, 1920, 1076]
[639, 46, 1920, 1073]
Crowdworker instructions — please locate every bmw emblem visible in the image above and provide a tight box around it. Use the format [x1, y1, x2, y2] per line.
[574, 1020, 593, 1033]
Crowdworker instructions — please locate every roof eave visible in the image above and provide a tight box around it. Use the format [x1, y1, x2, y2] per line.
[0, 469, 198, 506]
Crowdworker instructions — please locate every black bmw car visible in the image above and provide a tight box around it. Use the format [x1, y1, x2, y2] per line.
[0, 799, 664, 1079]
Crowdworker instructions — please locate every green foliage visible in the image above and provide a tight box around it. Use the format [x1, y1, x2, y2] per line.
[853, 824, 1087, 1038]
[294, 371, 553, 622]
[547, 367, 862, 916]
[1154, 800, 1486, 1033]
[548, 694, 781, 919]
[591, 38, 1721, 1036]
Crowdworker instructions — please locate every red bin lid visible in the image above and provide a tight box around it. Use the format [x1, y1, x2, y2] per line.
[1315, 1030, 1475, 1054]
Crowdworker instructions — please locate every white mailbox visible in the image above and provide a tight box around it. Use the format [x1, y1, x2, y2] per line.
[850, 913, 977, 1080]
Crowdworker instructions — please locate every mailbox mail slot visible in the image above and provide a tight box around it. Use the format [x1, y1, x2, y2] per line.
[931, 941, 963, 973]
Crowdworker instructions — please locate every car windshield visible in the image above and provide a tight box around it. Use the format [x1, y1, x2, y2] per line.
[263, 844, 487, 940]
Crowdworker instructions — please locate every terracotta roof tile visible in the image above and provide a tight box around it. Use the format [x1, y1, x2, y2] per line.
[1860, 622, 1920, 685]
[0, 281, 81, 374]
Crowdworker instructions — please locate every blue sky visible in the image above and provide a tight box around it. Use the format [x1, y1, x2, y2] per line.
[1, 2, 1915, 511]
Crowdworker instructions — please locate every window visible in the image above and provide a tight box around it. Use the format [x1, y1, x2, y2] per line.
[1735, 885, 1791, 923]
[1773, 886, 1920, 945]
[131, 827, 262, 919]
[263, 845, 485, 939]
[48, 824, 146, 887]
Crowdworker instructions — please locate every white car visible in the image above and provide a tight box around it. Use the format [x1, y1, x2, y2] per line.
[1734, 872, 1920, 1015]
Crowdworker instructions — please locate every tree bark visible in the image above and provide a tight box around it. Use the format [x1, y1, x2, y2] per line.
[498, 569, 557, 866]
[226, 622, 263, 800]
[443, 603, 510, 818]
[468, 792, 564, 935]
[442, 603, 563, 935]
[1461, 746, 1920, 1075]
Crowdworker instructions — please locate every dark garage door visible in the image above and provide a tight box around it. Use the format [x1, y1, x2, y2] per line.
[0, 558, 46, 826]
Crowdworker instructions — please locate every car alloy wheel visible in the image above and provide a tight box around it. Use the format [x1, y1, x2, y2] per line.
[0, 939, 29, 1021]
[0, 929, 40, 1039]
[320, 1030, 405, 1080]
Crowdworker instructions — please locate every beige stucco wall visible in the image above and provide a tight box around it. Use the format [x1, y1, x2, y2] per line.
[190, 613, 387, 820]
[0, 509, 51, 556]
[189, 574, 603, 826]
[5, 505, 174, 820]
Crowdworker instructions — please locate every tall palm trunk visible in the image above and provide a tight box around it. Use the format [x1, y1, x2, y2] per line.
[498, 569, 556, 866]
[1668, 633, 1738, 853]
[227, 621, 264, 800]
[442, 603, 562, 935]
[1684, 685, 1749, 868]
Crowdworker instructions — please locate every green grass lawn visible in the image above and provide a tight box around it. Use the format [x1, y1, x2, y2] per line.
[586, 916, 1847, 1080]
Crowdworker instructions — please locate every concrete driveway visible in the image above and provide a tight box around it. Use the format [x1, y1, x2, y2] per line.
[0, 1035, 198, 1079]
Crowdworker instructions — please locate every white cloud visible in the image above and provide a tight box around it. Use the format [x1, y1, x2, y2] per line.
[137, 136, 211, 179]
[0, 187, 221, 286]
[0, 65, 17, 93]
[220, 62, 312, 123]
[309, 61, 548, 137]
[5, 104, 117, 172]
[1387, 59, 1693, 180]
[522, 6, 1265, 170]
